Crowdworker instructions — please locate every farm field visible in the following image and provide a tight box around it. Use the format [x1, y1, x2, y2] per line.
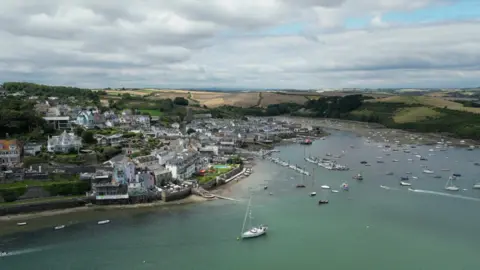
[392, 107, 443, 123]
[368, 96, 480, 114]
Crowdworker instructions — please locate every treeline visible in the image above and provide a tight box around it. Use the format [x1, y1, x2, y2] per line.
[0, 97, 52, 139]
[2, 82, 102, 103]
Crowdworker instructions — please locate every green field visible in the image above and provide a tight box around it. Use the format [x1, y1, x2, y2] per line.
[393, 107, 443, 123]
[138, 109, 164, 116]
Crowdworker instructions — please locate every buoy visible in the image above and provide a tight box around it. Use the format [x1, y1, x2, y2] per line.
[237, 237, 240, 240]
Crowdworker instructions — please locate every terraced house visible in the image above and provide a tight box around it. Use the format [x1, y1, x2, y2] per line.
[0, 139, 21, 167]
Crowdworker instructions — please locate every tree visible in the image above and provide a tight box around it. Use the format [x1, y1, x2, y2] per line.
[74, 126, 84, 136]
[187, 128, 196, 134]
[173, 97, 189, 106]
[81, 130, 95, 144]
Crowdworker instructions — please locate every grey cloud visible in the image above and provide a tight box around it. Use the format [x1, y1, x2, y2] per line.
[0, 0, 479, 89]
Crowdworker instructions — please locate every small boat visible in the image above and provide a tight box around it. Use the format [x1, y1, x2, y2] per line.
[401, 176, 409, 181]
[452, 173, 462, 177]
[0, 251, 10, 257]
[296, 184, 306, 188]
[54, 225, 65, 230]
[341, 183, 349, 191]
[269, 192, 273, 195]
[97, 220, 110, 225]
[17, 222, 27, 226]
[353, 174, 363, 180]
[377, 160, 384, 164]
[386, 172, 394, 175]
[310, 192, 317, 197]
[300, 139, 312, 145]
[264, 186, 268, 190]
[433, 175, 442, 179]
[318, 200, 329, 205]
[331, 190, 339, 193]
[423, 169, 434, 174]
[441, 168, 450, 171]
[473, 183, 480, 189]
[360, 161, 368, 164]
[321, 185, 330, 189]
[445, 176, 459, 191]
[392, 159, 399, 162]
[400, 181, 412, 186]
[412, 176, 418, 179]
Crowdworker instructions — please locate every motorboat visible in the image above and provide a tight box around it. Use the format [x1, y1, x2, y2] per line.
[386, 172, 394, 175]
[473, 183, 480, 189]
[341, 183, 349, 191]
[452, 173, 462, 177]
[17, 222, 27, 226]
[433, 175, 442, 179]
[264, 186, 268, 190]
[97, 220, 110, 225]
[310, 192, 317, 197]
[54, 225, 65, 230]
[318, 200, 329, 205]
[321, 185, 331, 189]
[400, 176, 409, 181]
[392, 159, 399, 162]
[296, 184, 306, 188]
[0, 251, 9, 257]
[400, 181, 412, 186]
[331, 190, 339, 193]
[423, 169, 434, 174]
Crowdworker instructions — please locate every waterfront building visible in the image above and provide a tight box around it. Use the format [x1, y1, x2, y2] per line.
[43, 116, 71, 130]
[165, 151, 199, 181]
[0, 139, 21, 167]
[47, 131, 82, 153]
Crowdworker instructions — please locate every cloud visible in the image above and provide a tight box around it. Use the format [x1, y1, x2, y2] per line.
[0, 0, 478, 89]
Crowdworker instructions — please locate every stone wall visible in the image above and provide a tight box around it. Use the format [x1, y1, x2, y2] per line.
[161, 187, 191, 202]
[0, 197, 87, 216]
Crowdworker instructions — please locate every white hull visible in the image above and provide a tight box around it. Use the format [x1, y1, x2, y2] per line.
[445, 186, 459, 191]
[321, 185, 330, 189]
[242, 226, 268, 239]
[310, 192, 317, 196]
[423, 170, 434, 174]
[98, 220, 110, 225]
[473, 184, 480, 189]
[17, 222, 27, 226]
[54, 225, 65, 230]
[400, 181, 411, 186]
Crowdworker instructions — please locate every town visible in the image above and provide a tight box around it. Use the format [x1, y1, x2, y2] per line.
[0, 86, 324, 215]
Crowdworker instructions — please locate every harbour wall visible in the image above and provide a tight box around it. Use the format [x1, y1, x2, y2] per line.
[161, 187, 191, 202]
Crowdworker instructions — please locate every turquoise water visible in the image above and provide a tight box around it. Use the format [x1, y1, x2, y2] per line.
[1, 130, 480, 269]
[213, 165, 230, 169]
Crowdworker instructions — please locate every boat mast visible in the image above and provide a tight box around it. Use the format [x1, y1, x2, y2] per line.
[312, 167, 315, 190]
[240, 196, 252, 236]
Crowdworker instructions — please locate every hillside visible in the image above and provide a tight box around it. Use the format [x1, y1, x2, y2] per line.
[368, 96, 480, 114]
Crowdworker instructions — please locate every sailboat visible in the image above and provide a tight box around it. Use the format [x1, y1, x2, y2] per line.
[310, 167, 317, 197]
[296, 166, 306, 188]
[445, 176, 459, 191]
[240, 196, 268, 239]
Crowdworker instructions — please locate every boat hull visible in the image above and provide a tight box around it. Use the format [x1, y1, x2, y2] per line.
[242, 226, 268, 239]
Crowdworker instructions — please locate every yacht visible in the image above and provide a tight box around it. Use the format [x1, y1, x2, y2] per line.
[240, 196, 268, 239]
[445, 176, 459, 191]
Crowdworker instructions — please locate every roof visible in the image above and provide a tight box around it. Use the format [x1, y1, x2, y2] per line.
[43, 116, 70, 121]
[0, 139, 19, 151]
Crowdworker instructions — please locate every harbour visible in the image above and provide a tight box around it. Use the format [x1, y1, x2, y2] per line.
[1, 130, 480, 270]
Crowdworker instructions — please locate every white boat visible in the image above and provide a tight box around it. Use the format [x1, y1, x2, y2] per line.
[310, 192, 317, 197]
[97, 220, 110, 225]
[473, 183, 480, 189]
[321, 185, 330, 189]
[17, 222, 27, 226]
[400, 181, 412, 186]
[412, 176, 418, 179]
[445, 176, 459, 191]
[0, 251, 9, 257]
[54, 225, 65, 230]
[331, 190, 339, 193]
[240, 196, 267, 239]
[423, 169, 434, 174]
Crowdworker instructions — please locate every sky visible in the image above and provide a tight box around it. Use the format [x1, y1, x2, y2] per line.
[0, 0, 479, 89]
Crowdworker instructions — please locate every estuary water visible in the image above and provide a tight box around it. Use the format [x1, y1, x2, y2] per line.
[2, 130, 480, 270]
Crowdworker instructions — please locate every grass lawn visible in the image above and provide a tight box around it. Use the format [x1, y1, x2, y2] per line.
[196, 165, 236, 184]
[138, 109, 164, 116]
[0, 195, 85, 206]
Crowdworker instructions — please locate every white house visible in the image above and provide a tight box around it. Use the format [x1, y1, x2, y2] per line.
[165, 151, 199, 181]
[47, 131, 82, 153]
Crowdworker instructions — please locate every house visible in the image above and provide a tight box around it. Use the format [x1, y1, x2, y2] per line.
[34, 103, 50, 115]
[165, 151, 200, 181]
[47, 131, 82, 153]
[95, 134, 125, 147]
[76, 110, 105, 129]
[133, 155, 158, 168]
[154, 151, 176, 166]
[0, 140, 21, 167]
[128, 170, 156, 193]
[43, 116, 71, 130]
[23, 142, 43, 156]
[171, 122, 180, 129]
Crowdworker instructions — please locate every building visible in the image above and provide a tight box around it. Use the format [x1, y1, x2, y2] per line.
[43, 116, 71, 130]
[76, 110, 104, 129]
[23, 142, 43, 156]
[47, 131, 82, 153]
[0, 140, 21, 167]
[154, 151, 176, 166]
[165, 151, 199, 181]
